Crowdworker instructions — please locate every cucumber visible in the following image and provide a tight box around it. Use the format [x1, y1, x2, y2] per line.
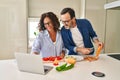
[56, 63, 74, 71]
[62, 64, 74, 71]
[56, 63, 67, 71]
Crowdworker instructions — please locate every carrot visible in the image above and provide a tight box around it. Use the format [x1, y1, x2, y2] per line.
[84, 45, 102, 62]
[95, 46, 102, 57]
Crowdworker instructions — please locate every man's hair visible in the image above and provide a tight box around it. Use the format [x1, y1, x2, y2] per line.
[39, 12, 60, 31]
[60, 7, 75, 19]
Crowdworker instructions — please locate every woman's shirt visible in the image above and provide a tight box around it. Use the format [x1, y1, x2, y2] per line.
[31, 30, 65, 57]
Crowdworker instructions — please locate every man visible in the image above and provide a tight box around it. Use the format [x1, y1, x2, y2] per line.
[60, 7, 104, 55]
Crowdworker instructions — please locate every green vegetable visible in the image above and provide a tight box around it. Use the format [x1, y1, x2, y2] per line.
[56, 63, 74, 71]
[62, 64, 74, 71]
[56, 63, 67, 71]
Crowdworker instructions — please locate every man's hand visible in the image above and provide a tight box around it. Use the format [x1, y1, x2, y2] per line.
[97, 42, 104, 49]
[93, 39, 104, 49]
[76, 47, 93, 55]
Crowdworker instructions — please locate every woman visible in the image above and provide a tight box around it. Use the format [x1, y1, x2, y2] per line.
[31, 12, 65, 58]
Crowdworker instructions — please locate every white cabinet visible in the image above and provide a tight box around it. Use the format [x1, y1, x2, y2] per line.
[104, 0, 120, 9]
[104, 0, 120, 53]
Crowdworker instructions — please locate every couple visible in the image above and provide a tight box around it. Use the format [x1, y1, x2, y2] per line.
[31, 7, 104, 58]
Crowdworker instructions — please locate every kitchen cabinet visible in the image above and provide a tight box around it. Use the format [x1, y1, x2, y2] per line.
[104, 0, 120, 9]
[104, 0, 120, 53]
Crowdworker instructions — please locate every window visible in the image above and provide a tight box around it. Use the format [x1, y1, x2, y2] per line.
[28, 18, 39, 48]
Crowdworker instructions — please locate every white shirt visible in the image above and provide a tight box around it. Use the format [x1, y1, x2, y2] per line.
[70, 26, 84, 48]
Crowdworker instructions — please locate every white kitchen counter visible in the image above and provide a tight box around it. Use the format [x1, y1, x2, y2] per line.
[0, 54, 120, 80]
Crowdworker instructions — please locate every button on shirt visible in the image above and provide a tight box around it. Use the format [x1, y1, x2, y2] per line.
[31, 30, 65, 57]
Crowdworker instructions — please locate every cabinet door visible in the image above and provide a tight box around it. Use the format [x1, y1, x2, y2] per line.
[105, 10, 120, 53]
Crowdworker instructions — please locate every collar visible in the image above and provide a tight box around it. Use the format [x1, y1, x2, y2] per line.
[43, 30, 49, 37]
[43, 30, 59, 37]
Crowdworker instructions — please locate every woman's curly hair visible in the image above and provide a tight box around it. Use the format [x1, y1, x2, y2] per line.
[38, 12, 60, 32]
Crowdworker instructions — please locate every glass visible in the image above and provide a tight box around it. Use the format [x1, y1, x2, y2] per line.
[60, 19, 71, 24]
[44, 22, 51, 26]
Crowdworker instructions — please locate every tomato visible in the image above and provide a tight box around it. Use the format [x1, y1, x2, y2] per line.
[42, 57, 49, 61]
[43, 56, 62, 62]
[49, 56, 56, 61]
[56, 56, 62, 60]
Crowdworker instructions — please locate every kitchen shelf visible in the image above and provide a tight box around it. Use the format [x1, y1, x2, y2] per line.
[104, 0, 120, 9]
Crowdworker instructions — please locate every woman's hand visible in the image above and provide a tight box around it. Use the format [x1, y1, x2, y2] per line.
[33, 52, 39, 55]
[60, 50, 65, 58]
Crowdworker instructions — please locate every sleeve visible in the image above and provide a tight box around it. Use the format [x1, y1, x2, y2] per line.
[31, 34, 41, 53]
[85, 19, 98, 41]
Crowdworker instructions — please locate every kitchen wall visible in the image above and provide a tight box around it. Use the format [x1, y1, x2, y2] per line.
[28, 0, 81, 18]
[0, 0, 28, 59]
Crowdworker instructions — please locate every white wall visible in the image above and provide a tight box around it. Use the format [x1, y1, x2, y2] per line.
[28, 0, 81, 18]
[0, 0, 28, 59]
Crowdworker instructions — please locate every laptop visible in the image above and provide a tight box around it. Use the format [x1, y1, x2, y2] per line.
[15, 52, 53, 75]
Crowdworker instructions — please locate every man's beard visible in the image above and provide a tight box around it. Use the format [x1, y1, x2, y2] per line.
[64, 23, 73, 29]
[64, 26, 70, 29]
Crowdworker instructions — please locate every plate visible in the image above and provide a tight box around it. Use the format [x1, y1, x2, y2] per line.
[65, 55, 84, 62]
